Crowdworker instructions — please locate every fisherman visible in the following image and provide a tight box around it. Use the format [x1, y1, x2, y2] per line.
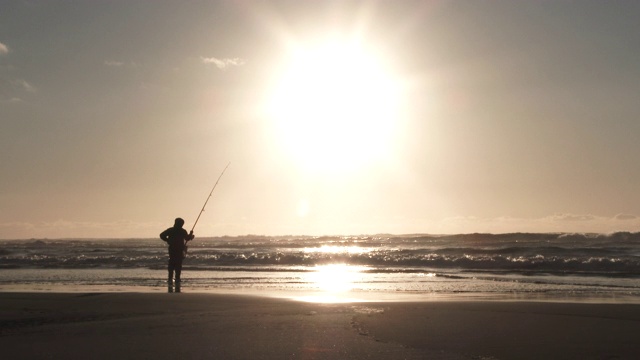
[160, 218, 194, 293]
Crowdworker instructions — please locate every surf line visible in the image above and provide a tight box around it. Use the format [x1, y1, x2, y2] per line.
[186, 162, 230, 255]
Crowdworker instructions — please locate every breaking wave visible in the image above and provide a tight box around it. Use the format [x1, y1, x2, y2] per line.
[1, 232, 639, 277]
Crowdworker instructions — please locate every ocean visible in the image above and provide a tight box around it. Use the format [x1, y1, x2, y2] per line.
[1, 232, 639, 302]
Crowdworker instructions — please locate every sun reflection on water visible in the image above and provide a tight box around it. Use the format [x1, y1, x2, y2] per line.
[310, 264, 367, 292]
[295, 264, 370, 303]
[294, 245, 376, 302]
[303, 245, 374, 254]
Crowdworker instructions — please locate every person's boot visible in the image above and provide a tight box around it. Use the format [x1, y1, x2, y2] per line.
[175, 279, 181, 293]
[168, 278, 174, 293]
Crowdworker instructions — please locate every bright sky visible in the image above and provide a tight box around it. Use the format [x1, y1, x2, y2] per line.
[2, 1, 640, 239]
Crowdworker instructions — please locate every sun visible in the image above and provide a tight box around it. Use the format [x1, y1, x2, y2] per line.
[265, 39, 402, 173]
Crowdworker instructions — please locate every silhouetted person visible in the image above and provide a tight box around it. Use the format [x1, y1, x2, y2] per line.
[160, 218, 194, 293]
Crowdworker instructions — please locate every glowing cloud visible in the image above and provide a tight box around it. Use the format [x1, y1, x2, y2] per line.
[201, 56, 246, 70]
[15, 79, 36, 93]
[615, 213, 637, 221]
[104, 60, 125, 67]
[0, 42, 8, 55]
[551, 213, 597, 222]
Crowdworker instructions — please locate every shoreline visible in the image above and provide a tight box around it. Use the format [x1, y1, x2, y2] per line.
[3, 285, 640, 305]
[1, 292, 639, 359]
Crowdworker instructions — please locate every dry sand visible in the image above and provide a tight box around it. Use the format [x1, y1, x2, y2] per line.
[1, 292, 639, 359]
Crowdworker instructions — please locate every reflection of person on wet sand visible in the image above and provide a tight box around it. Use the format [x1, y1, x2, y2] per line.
[160, 218, 194, 293]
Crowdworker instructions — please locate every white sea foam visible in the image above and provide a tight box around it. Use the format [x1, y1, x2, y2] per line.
[1, 233, 639, 302]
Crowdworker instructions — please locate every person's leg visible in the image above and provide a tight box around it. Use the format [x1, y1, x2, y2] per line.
[167, 259, 175, 293]
[175, 260, 182, 293]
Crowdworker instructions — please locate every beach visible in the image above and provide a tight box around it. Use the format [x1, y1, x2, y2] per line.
[1, 292, 639, 360]
[3, 1, 640, 358]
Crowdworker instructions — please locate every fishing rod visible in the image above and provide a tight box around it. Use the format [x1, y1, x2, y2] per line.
[190, 162, 230, 233]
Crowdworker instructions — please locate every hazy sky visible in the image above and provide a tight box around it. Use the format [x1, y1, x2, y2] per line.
[2, 0, 640, 238]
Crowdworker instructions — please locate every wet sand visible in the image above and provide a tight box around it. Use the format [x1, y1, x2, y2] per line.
[1, 292, 639, 359]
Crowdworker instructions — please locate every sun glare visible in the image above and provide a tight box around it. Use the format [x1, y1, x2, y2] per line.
[308, 264, 366, 293]
[266, 40, 402, 173]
